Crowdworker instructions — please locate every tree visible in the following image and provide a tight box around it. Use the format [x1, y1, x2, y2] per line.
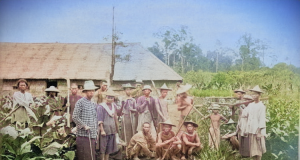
[148, 42, 164, 62]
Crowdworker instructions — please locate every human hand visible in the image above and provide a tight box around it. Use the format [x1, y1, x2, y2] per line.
[84, 126, 90, 130]
[101, 131, 106, 136]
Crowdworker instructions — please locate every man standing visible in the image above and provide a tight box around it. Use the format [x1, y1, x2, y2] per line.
[131, 79, 144, 100]
[176, 84, 193, 127]
[126, 122, 156, 160]
[45, 86, 64, 116]
[97, 89, 119, 160]
[240, 85, 266, 160]
[136, 85, 157, 140]
[11, 79, 35, 124]
[230, 88, 246, 120]
[119, 83, 137, 145]
[73, 80, 98, 160]
[64, 83, 82, 127]
[181, 121, 202, 160]
[93, 81, 108, 104]
[156, 119, 182, 160]
[155, 83, 172, 124]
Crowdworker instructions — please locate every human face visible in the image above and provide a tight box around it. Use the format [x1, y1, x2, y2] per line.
[71, 86, 78, 95]
[49, 92, 56, 97]
[101, 85, 107, 91]
[160, 90, 168, 98]
[212, 109, 219, 114]
[143, 89, 151, 96]
[251, 92, 260, 101]
[106, 96, 115, 104]
[143, 123, 150, 133]
[85, 90, 95, 100]
[124, 88, 132, 96]
[163, 124, 172, 133]
[18, 82, 27, 92]
[186, 124, 195, 133]
[234, 92, 244, 100]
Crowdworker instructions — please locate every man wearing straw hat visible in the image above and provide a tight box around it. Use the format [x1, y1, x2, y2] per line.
[119, 83, 137, 145]
[180, 121, 202, 160]
[136, 85, 157, 140]
[93, 81, 109, 104]
[202, 104, 228, 149]
[96, 88, 119, 160]
[45, 86, 64, 117]
[176, 83, 193, 127]
[11, 79, 35, 124]
[156, 119, 182, 160]
[230, 88, 247, 121]
[155, 83, 172, 125]
[73, 80, 98, 160]
[131, 79, 144, 100]
[240, 85, 266, 160]
[126, 122, 156, 160]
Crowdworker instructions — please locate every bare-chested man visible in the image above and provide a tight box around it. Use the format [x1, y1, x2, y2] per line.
[176, 84, 193, 127]
[180, 121, 202, 160]
[202, 104, 228, 149]
[156, 119, 182, 160]
[93, 81, 108, 104]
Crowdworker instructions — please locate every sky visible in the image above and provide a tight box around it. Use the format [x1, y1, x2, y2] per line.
[0, 0, 299, 67]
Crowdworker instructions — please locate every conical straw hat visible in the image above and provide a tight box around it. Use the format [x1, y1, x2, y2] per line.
[249, 85, 263, 93]
[158, 83, 172, 91]
[159, 119, 176, 127]
[135, 79, 144, 84]
[225, 118, 236, 125]
[45, 86, 60, 92]
[176, 83, 192, 94]
[142, 85, 152, 91]
[183, 120, 198, 127]
[234, 88, 245, 93]
[243, 95, 253, 100]
[103, 88, 119, 96]
[122, 83, 135, 89]
[210, 103, 220, 110]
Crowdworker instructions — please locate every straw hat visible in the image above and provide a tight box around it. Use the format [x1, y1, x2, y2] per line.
[45, 86, 60, 92]
[243, 95, 253, 100]
[103, 88, 119, 97]
[82, 80, 99, 91]
[183, 120, 198, 128]
[135, 79, 144, 84]
[158, 83, 172, 91]
[159, 119, 176, 127]
[225, 118, 236, 125]
[210, 103, 220, 110]
[122, 83, 135, 89]
[249, 85, 263, 93]
[16, 79, 29, 87]
[142, 85, 152, 91]
[234, 88, 245, 93]
[176, 83, 192, 94]
[101, 82, 108, 86]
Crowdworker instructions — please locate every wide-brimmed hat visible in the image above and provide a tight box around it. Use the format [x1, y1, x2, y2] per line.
[142, 85, 152, 91]
[122, 83, 135, 89]
[234, 88, 245, 93]
[82, 80, 99, 91]
[45, 86, 60, 92]
[183, 120, 198, 128]
[103, 88, 119, 97]
[101, 82, 108, 86]
[159, 119, 176, 127]
[158, 83, 172, 91]
[176, 83, 192, 94]
[249, 85, 263, 93]
[16, 79, 29, 87]
[135, 79, 144, 84]
[210, 103, 220, 110]
[243, 95, 253, 100]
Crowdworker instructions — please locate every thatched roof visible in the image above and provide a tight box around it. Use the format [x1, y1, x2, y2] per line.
[0, 43, 182, 81]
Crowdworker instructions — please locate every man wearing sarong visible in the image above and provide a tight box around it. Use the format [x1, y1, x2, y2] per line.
[97, 89, 119, 160]
[63, 83, 82, 127]
[119, 83, 137, 145]
[93, 81, 108, 104]
[180, 121, 202, 160]
[202, 104, 228, 149]
[156, 120, 181, 160]
[240, 85, 266, 160]
[155, 83, 172, 124]
[11, 79, 34, 124]
[131, 79, 144, 100]
[136, 85, 157, 140]
[73, 80, 98, 160]
[126, 122, 156, 160]
[45, 86, 64, 117]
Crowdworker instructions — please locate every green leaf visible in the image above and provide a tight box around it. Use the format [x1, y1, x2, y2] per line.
[42, 142, 63, 155]
[63, 151, 75, 160]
